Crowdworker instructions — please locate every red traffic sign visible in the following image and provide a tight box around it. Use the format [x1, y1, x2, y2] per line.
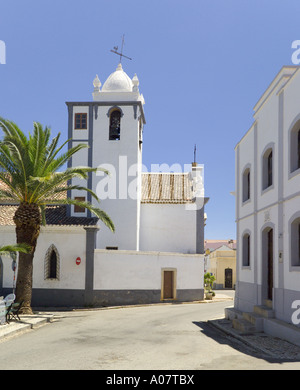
[76, 257, 81, 265]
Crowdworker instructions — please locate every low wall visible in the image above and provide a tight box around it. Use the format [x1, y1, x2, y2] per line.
[92, 250, 204, 306]
[1, 227, 204, 307]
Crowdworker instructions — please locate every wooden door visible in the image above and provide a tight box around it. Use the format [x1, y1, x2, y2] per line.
[225, 268, 232, 288]
[163, 271, 174, 299]
[267, 229, 273, 300]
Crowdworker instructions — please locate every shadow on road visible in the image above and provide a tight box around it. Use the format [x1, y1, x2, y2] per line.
[192, 320, 300, 364]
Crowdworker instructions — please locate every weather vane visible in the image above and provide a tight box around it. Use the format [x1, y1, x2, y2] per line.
[110, 34, 132, 63]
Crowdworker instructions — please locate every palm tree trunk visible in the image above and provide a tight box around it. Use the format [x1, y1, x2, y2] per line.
[13, 202, 41, 314]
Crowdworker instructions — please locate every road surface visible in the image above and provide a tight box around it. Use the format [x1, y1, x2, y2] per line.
[0, 295, 299, 370]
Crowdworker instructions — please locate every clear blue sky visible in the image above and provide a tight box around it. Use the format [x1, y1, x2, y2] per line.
[0, 0, 299, 240]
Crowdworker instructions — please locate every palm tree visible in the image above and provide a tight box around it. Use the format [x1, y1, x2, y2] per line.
[0, 118, 115, 314]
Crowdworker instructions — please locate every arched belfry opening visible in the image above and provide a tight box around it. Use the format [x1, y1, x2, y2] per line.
[109, 109, 121, 140]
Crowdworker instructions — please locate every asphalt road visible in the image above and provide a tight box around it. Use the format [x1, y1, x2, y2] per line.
[0, 294, 299, 370]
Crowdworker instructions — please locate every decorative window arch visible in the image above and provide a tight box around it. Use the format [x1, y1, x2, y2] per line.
[289, 120, 300, 174]
[262, 146, 273, 191]
[242, 232, 250, 267]
[108, 107, 123, 141]
[44, 244, 60, 280]
[242, 165, 251, 203]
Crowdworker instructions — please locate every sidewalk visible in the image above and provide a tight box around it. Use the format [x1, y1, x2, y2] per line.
[0, 313, 54, 341]
[208, 317, 300, 361]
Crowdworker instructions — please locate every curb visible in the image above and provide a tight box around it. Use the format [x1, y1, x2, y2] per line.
[208, 318, 286, 358]
[0, 314, 54, 341]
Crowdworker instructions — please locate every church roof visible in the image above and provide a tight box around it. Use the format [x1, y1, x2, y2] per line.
[141, 172, 194, 204]
[0, 172, 195, 226]
[0, 204, 98, 227]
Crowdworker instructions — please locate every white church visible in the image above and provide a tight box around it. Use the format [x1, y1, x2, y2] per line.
[0, 62, 208, 307]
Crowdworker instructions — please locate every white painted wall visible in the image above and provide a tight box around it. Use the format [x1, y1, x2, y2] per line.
[0, 226, 86, 290]
[139, 203, 196, 253]
[93, 249, 204, 291]
[236, 66, 300, 310]
[91, 104, 141, 250]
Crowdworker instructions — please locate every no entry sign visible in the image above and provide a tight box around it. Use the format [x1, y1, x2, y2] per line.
[76, 257, 81, 265]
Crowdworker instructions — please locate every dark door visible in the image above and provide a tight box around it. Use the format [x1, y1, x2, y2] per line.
[225, 268, 232, 288]
[267, 229, 273, 300]
[163, 271, 174, 299]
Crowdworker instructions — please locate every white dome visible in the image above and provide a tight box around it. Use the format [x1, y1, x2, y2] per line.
[102, 63, 133, 92]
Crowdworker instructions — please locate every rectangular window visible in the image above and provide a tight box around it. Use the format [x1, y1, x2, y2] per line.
[291, 220, 300, 267]
[74, 113, 87, 129]
[74, 196, 86, 213]
[106, 246, 118, 250]
[242, 169, 250, 202]
[242, 234, 250, 267]
[267, 151, 273, 187]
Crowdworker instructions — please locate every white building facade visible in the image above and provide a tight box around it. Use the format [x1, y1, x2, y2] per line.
[233, 66, 300, 338]
[66, 63, 207, 255]
[0, 63, 207, 307]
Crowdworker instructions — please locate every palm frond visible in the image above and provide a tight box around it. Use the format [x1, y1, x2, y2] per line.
[0, 243, 31, 256]
[0, 118, 114, 233]
[46, 198, 115, 232]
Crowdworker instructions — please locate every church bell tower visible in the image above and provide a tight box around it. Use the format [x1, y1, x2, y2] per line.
[66, 62, 146, 250]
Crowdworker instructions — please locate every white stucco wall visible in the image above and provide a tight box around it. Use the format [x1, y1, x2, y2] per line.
[93, 249, 204, 291]
[139, 203, 197, 253]
[235, 67, 300, 314]
[92, 105, 141, 250]
[0, 226, 86, 290]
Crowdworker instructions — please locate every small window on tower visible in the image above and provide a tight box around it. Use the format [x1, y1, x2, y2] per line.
[74, 196, 86, 213]
[109, 110, 121, 140]
[75, 113, 87, 130]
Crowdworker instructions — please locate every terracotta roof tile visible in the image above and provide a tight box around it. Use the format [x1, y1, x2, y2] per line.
[141, 173, 194, 204]
[0, 204, 98, 226]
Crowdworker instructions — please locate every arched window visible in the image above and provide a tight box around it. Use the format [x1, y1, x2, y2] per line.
[291, 217, 300, 267]
[290, 126, 300, 173]
[262, 148, 273, 190]
[44, 244, 60, 280]
[109, 109, 121, 140]
[242, 167, 250, 203]
[242, 233, 250, 267]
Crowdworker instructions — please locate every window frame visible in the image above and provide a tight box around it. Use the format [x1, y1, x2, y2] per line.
[242, 165, 251, 204]
[74, 196, 86, 213]
[74, 113, 88, 130]
[109, 109, 121, 141]
[290, 215, 300, 269]
[262, 145, 274, 193]
[289, 119, 300, 177]
[242, 232, 251, 268]
[44, 244, 60, 280]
